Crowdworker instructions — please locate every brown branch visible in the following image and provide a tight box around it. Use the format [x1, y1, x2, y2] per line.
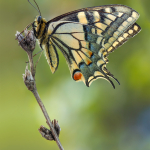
[15, 29, 64, 150]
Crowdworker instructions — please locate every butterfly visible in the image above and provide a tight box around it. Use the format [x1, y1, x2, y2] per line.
[31, 0, 141, 88]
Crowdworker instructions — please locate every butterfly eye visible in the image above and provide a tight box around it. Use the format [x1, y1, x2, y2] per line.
[37, 16, 42, 24]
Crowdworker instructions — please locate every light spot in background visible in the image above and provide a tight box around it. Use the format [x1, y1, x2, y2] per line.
[35, 78, 99, 125]
[119, 108, 150, 150]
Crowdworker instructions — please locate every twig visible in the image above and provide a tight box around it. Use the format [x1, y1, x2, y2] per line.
[15, 29, 64, 150]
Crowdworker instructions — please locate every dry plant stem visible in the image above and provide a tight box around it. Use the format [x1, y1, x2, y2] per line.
[27, 51, 35, 78]
[32, 89, 63, 150]
[27, 51, 64, 150]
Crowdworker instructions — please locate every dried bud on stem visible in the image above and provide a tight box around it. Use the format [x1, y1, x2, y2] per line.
[23, 65, 35, 91]
[15, 29, 36, 52]
[39, 119, 61, 141]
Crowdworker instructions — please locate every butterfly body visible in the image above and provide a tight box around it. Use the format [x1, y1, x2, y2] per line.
[32, 5, 141, 88]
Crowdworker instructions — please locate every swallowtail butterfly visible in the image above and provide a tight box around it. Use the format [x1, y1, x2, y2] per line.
[31, 1, 141, 88]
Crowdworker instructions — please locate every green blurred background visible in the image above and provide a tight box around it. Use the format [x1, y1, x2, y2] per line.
[1, 0, 150, 149]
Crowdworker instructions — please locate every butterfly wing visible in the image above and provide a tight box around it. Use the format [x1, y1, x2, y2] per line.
[43, 40, 59, 74]
[46, 5, 141, 87]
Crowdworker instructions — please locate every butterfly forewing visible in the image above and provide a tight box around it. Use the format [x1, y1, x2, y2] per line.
[34, 5, 141, 88]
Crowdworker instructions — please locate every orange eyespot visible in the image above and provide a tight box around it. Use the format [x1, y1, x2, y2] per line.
[73, 71, 82, 81]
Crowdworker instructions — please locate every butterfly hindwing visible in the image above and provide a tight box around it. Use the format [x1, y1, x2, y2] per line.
[47, 21, 118, 87]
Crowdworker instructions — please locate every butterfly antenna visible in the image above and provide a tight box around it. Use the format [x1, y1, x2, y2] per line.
[33, 0, 41, 16]
[28, 0, 41, 16]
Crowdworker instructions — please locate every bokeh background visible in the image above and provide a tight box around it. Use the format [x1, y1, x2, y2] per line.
[1, 0, 150, 149]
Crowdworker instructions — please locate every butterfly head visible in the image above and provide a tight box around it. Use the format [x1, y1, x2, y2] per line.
[32, 15, 47, 39]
